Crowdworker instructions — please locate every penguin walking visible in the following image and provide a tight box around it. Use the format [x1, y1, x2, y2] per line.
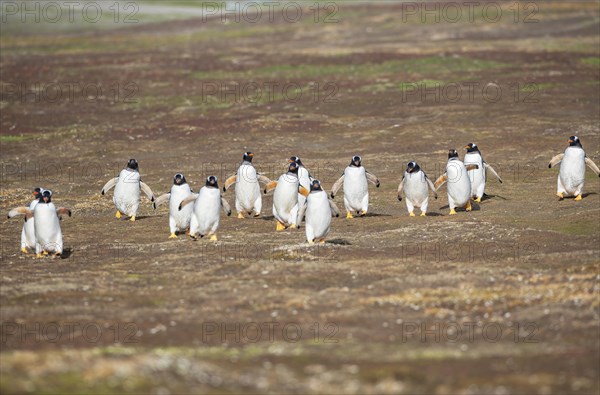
[397, 162, 437, 216]
[548, 135, 600, 200]
[179, 176, 231, 241]
[223, 152, 271, 218]
[19, 187, 44, 253]
[263, 162, 310, 230]
[464, 143, 503, 202]
[434, 150, 479, 215]
[7, 190, 71, 258]
[101, 159, 155, 221]
[153, 173, 194, 238]
[297, 179, 340, 244]
[289, 156, 313, 208]
[330, 155, 380, 218]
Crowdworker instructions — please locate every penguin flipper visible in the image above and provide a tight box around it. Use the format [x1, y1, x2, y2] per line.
[56, 207, 72, 218]
[101, 177, 118, 195]
[257, 174, 272, 185]
[221, 197, 232, 216]
[296, 202, 308, 226]
[140, 182, 155, 202]
[365, 171, 380, 188]
[484, 163, 503, 183]
[330, 175, 345, 198]
[264, 181, 278, 194]
[548, 153, 564, 168]
[299, 186, 310, 197]
[223, 174, 237, 191]
[328, 200, 341, 217]
[585, 157, 600, 176]
[179, 194, 198, 210]
[153, 193, 171, 210]
[7, 207, 33, 220]
[465, 164, 479, 172]
[425, 177, 438, 199]
[434, 174, 447, 190]
[397, 177, 405, 201]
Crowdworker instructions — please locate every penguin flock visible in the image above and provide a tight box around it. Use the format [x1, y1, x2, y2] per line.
[6, 136, 600, 257]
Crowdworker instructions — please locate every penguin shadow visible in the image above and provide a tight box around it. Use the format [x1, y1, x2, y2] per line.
[259, 215, 275, 221]
[439, 203, 481, 212]
[326, 239, 351, 245]
[423, 212, 444, 217]
[60, 248, 73, 259]
[560, 192, 596, 199]
[361, 212, 393, 218]
[481, 193, 508, 201]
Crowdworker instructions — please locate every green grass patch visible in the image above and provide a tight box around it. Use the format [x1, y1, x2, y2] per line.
[580, 57, 600, 67]
[0, 135, 30, 143]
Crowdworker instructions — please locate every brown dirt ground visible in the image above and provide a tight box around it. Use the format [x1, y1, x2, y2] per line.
[1, 2, 599, 394]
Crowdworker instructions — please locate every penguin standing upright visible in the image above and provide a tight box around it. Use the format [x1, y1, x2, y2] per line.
[548, 135, 600, 200]
[263, 162, 310, 231]
[330, 155, 380, 218]
[290, 156, 313, 208]
[297, 179, 340, 244]
[101, 159, 155, 221]
[463, 143, 503, 202]
[397, 162, 437, 216]
[7, 190, 71, 258]
[434, 150, 479, 215]
[19, 187, 44, 253]
[223, 152, 271, 218]
[153, 173, 194, 238]
[179, 176, 231, 241]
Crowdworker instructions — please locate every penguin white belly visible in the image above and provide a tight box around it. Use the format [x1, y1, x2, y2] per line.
[114, 169, 140, 216]
[21, 199, 39, 249]
[297, 167, 311, 207]
[236, 164, 261, 214]
[170, 184, 193, 232]
[404, 172, 429, 208]
[559, 147, 586, 195]
[273, 174, 299, 225]
[305, 191, 331, 241]
[464, 153, 485, 198]
[33, 203, 62, 253]
[446, 161, 471, 208]
[344, 167, 368, 212]
[191, 187, 221, 236]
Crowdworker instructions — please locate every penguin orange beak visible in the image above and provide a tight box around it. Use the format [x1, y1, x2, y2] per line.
[464, 145, 470, 149]
[249, 153, 254, 157]
[568, 139, 574, 144]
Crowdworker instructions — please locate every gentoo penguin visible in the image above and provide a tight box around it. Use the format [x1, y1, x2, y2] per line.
[263, 162, 310, 230]
[153, 173, 194, 238]
[434, 150, 479, 215]
[19, 187, 44, 253]
[223, 152, 271, 218]
[179, 176, 231, 241]
[101, 159, 154, 221]
[7, 190, 71, 258]
[297, 179, 340, 244]
[464, 143, 503, 202]
[330, 155, 380, 218]
[289, 156, 313, 207]
[397, 162, 437, 216]
[548, 135, 600, 200]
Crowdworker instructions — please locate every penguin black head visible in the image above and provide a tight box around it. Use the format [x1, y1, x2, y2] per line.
[40, 189, 52, 204]
[406, 161, 421, 173]
[350, 155, 362, 167]
[174, 173, 187, 185]
[568, 136, 582, 148]
[32, 187, 43, 200]
[127, 159, 139, 170]
[311, 179, 322, 192]
[448, 149, 459, 159]
[205, 175, 218, 188]
[288, 162, 299, 174]
[289, 156, 303, 166]
[243, 152, 254, 162]
[465, 143, 479, 153]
